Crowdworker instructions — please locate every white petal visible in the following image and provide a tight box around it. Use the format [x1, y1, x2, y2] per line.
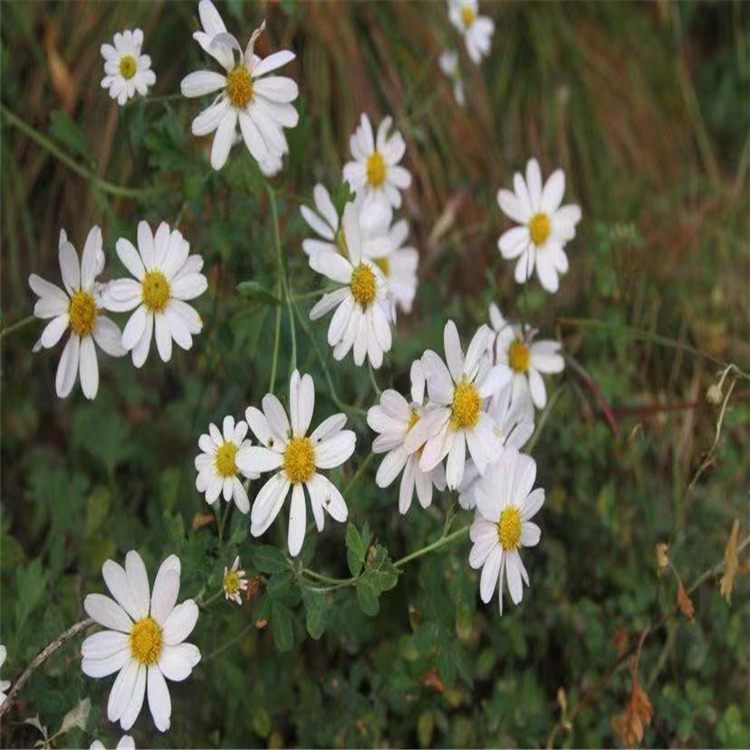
[479, 547, 502, 603]
[287, 483, 306, 557]
[79, 335, 99, 400]
[107, 659, 139, 723]
[157, 643, 201, 682]
[125, 551, 150, 620]
[55, 333, 80, 398]
[147, 665, 172, 732]
[180, 70, 227, 98]
[162, 600, 199, 645]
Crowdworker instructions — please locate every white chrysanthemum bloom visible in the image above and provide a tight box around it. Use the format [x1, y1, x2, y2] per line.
[438, 50, 465, 107]
[29, 227, 126, 400]
[469, 447, 544, 615]
[223, 556, 248, 605]
[308, 204, 393, 369]
[343, 114, 411, 209]
[406, 321, 512, 490]
[90, 736, 135, 750]
[82, 552, 201, 732]
[368, 361, 446, 514]
[181, 1, 299, 172]
[195, 416, 258, 513]
[0, 645, 9, 706]
[236, 370, 356, 557]
[448, 0, 494, 65]
[490, 303, 564, 411]
[101, 29, 156, 106]
[363, 214, 419, 316]
[102, 221, 207, 367]
[458, 382, 535, 510]
[497, 158, 582, 293]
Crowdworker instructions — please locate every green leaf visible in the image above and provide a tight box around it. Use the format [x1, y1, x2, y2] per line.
[302, 589, 327, 639]
[49, 110, 92, 161]
[85, 486, 110, 537]
[271, 599, 293, 651]
[356, 575, 380, 616]
[266, 570, 293, 597]
[252, 545, 288, 574]
[345, 523, 367, 577]
[15, 559, 47, 630]
[237, 281, 281, 306]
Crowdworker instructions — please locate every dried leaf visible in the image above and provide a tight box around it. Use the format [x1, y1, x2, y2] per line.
[655, 543, 669, 577]
[58, 697, 91, 736]
[720, 519, 740, 603]
[422, 669, 445, 693]
[611, 627, 629, 654]
[191, 512, 216, 531]
[612, 673, 652, 747]
[677, 582, 694, 621]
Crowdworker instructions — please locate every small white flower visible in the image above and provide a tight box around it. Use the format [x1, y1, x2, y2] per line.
[223, 556, 248, 605]
[102, 221, 207, 367]
[497, 158, 582, 293]
[308, 204, 393, 369]
[236, 370, 356, 557]
[490, 303, 564, 411]
[82, 552, 201, 733]
[343, 114, 412, 209]
[458, 382, 535, 510]
[439, 50, 465, 107]
[368, 361, 446, 515]
[29, 227, 126, 400]
[101, 29, 156, 106]
[469, 447, 544, 615]
[407, 320, 511, 490]
[0, 645, 10, 706]
[90, 736, 135, 750]
[448, 0, 494, 65]
[195, 415, 258, 513]
[181, 1, 299, 172]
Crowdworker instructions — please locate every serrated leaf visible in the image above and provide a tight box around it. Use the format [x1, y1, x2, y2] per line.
[346, 523, 366, 577]
[252, 545, 288, 574]
[237, 281, 281, 306]
[271, 599, 293, 651]
[356, 575, 380, 616]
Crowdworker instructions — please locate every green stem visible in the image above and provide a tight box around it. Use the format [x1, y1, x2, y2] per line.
[368, 363, 382, 397]
[394, 524, 470, 568]
[1, 105, 159, 200]
[0, 314, 35, 340]
[342, 452, 374, 496]
[526, 384, 566, 454]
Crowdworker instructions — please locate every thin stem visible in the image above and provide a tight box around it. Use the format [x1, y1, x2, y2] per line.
[0, 314, 35, 340]
[202, 623, 256, 664]
[526, 384, 566, 454]
[368, 363, 382, 397]
[0, 618, 94, 721]
[198, 588, 226, 611]
[342, 452, 374, 497]
[269, 304, 282, 394]
[394, 524, 470, 568]
[1, 105, 159, 200]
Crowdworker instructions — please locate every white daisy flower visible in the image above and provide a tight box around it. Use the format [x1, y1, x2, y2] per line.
[368, 361, 446, 515]
[406, 320, 511, 490]
[308, 203, 393, 369]
[236, 370, 356, 557]
[195, 415, 258, 513]
[82, 552, 201, 733]
[100, 29, 156, 106]
[448, 0, 495, 65]
[343, 114, 411, 210]
[490, 303, 564, 411]
[469, 446, 544, 615]
[458, 382, 535, 510]
[29, 227, 126, 400]
[181, 1, 299, 172]
[90, 736, 135, 750]
[0, 645, 10, 706]
[363, 214, 419, 316]
[497, 158, 582, 293]
[102, 221, 207, 367]
[438, 50, 465, 107]
[223, 556, 248, 605]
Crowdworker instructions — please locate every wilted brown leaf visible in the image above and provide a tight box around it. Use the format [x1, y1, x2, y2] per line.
[191, 512, 216, 531]
[612, 673, 652, 747]
[720, 519, 740, 603]
[611, 628, 629, 654]
[677, 582, 694, 621]
[421, 669, 445, 693]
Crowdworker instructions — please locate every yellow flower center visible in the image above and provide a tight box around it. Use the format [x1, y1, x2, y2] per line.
[119, 55, 137, 80]
[350, 264, 377, 307]
[142, 270, 171, 313]
[508, 340, 530, 373]
[366, 151, 387, 188]
[130, 617, 163, 665]
[497, 506, 522, 551]
[68, 290, 97, 337]
[450, 379, 481, 430]
[336, 229, 348, 258]
[284, 436, 316, 484]
[529, 212, 551, 246]
[373, 256, 390, 277]
[461, 6, 476, 28]
[226, 66, 253, 108]
[224, 569, 241, 596]
[215, 442, 238, 478]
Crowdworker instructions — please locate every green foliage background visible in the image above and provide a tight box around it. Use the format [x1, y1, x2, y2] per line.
[1, 1, 749, 748]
